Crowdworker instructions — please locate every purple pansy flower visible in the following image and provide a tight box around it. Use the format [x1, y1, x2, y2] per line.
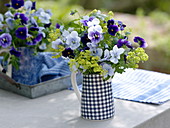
[108, 25, 119, 36]
[107, 19, 115, 28]
[19, 13, 29, 24]
[11, 0, 24, 9]
[117, 39, 132, 48]
[9, 47, 21, 57]
[27, 33, 43, 45]
[62, 48, 75, 58]
[80, 16, 95, 26]
[81, 33, 91, 46]
[14, 13, 29, 24]
[15, 27, 28, 40]
[0, 33, 12, 48]
[118, 21, 126, 31]
[88, 25, 103, 44]
[134, 36, 148, 48]
[88, 31, 102, 44]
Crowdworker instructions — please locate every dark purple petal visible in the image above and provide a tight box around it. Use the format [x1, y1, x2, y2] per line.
[35, 33, 43, 42]
[11, 0, 24, 9]
[134, 36, 148, 48]
[26, 33, 43, 46]
[10, 47, 21, 57]
[107, 19, 115, 28]
[44, 23, 51, 28]
[14, 13, 20, 19]
[0, 33, 12, 48]
[31, 1, 36, 10]
[20, 13, 29, 24]
[108, 25, 119, 36]
[15, 27, 28, 40]
[14, 13, 29, 24]
[62, 48, 75, 58]
[29, 27, 39, 31]
[117, 39, 127, 48]
[81, 33, 91, 46]
[89, 16, 95, 21]
[55, 23, 60, 29]
[117, 39, 132, 48]
[5, 3, 11, 7]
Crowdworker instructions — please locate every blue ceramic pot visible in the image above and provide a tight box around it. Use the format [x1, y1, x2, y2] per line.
[12, 47, 43, 85]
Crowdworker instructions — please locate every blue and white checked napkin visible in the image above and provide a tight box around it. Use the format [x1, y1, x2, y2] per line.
[75, 69, 170, 105]
[111, 69, 170, 105]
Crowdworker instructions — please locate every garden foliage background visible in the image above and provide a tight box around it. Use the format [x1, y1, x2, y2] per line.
[0, 0, 170, 73]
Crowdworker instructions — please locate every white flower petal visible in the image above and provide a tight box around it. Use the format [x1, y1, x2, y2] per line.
[71, 31, 78, 37]
[93, 18, 100, 25]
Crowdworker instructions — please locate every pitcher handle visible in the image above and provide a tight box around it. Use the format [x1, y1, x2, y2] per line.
[71, 72, 81, 103]
[0, 49, 12, 77]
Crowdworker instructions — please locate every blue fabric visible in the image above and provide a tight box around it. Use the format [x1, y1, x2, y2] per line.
[38, 52, 71, 82]
[71, 69, 170, 105]
[0, 52, 71, 84]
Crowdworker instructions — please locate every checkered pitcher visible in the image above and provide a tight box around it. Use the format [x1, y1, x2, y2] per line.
[71, 72, 115, 120]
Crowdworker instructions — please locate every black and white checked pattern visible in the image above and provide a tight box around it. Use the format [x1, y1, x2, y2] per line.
[81, 74, 114, 120]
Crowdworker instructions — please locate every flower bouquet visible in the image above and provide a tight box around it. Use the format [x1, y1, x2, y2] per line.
[51, 9, 149, 80]
[51, 10, 149, 120]
[0, 0, 55, 85]
[0, 0, 53, 69]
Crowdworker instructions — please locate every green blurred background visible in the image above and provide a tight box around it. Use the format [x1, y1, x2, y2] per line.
[1, 0, 170, 73]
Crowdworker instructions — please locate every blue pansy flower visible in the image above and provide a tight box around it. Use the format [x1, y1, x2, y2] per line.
[9, 47, 21, 57]
[80, 16, 95, 26]
[118, 21, 126, 31]
[15, 27, 28, 40]
[39, 11, 51, 24]
[5, 11, 13, 17]
[110, 45, 124, 64]
[11, 0, 24, 9]
[66, 31, 80, 50]
[134, 36, 148, 48]
[24, 0, 32, 10]
[5, 18, 14, 29]
[52, 39, 64, 49]
[108, 25, 119, 36]
[0, 33, 12, 48]
[117, 39, 132, 48]
[102, 63, 115, 78]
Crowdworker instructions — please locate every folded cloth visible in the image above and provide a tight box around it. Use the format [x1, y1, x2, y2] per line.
[72, 69, 170, 105]
[38, 52, 71, 82]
